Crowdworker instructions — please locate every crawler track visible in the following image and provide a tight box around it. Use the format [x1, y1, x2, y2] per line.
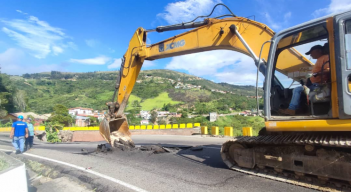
[221, 135, 351, 192]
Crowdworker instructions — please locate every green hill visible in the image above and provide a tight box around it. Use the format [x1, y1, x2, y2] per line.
[1, 69, 263, 114]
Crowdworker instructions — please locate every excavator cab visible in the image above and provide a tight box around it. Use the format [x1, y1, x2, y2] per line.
[264, 11, 351, 122]
[268, 23, 331, 118]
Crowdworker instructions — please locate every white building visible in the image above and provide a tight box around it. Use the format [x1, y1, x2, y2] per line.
[157, 111, 170, 116]
[69, 107, 93, 116]
[140, 110, 151, 120]
[140, 119, 149, 125]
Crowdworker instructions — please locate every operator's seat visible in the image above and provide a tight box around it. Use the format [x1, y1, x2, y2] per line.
[309, 85, 330, 115]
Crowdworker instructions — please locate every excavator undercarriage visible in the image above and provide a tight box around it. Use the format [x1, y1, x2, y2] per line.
[221, 133, 351, 191]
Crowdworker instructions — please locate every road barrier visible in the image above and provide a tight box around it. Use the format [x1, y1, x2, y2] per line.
[224, 127, 233, 137]
[201, 126, 208, 135]
[0, 124, 252, 136]
[211, 126, 219, 135]
[242, 127, 253, 136]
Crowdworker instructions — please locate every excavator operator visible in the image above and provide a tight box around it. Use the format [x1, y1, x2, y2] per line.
[279, 44, 330, 116]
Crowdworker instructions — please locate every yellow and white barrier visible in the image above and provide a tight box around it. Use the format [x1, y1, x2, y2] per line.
[224, 127, 233, 137]
[201, 126, 208, 135]
[211, 126, 219, 135]
[242, 127, 253, 136]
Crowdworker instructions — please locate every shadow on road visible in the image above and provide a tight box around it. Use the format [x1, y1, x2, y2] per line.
[175, 144, 227, 169]
[136, 143, 227, 169]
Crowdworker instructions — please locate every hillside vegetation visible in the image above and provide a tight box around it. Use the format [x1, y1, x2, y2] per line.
[1, 69, 263, 115]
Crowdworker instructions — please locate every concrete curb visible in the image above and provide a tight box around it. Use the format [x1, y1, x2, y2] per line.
[0, 151, 28, 192]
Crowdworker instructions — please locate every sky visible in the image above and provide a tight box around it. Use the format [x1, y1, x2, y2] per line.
[0, 0, 351, 86]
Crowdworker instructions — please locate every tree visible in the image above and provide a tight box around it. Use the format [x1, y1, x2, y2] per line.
[89, 116, 99, 126]
[157, 119, 167, 125]
[150, 111, 158, 124]
[181, 111, 188, 118]
[13, 90, 27, 112]
[48, 104, 73, 126]
[132, 100, 141, 108]
[240, 102, 248, 110]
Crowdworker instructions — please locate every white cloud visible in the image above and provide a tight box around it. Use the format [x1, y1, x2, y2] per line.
[0, 14, 73, 58]
[69, 56, 111, 65]
[164, 50, 263, 85]
[313, 0, 351, 17]
[284, 12, 291, 20]
[85, 39, 100, 48]
[0, 48, 24, 64]
[65, 42, 78, 50]
[157, 0, 222, 24]
[0, 48, 62, 75]
[107, 58, 155, 69]
[263, 11, 291, 30]
[165, 50, 252, 76]
[16, 10, 27, 15]
[214, 71, 259, 85]
[52, 46, 63, 55]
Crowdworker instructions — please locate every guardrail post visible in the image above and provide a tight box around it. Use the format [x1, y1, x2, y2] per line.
[242, 127, 253, 136]
[224, 127, 233, 137]
[201, 126, 208, 134]
[211, 126, 219, 135]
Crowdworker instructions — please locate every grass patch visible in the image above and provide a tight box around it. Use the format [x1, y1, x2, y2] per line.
[96, 91, 114, 101]
[126, 95, 142, 110]
[140, 92, 181, 110]
[0, 158, 9, 171]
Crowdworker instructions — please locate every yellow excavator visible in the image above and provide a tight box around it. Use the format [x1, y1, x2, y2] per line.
[100, 4, 351, 190]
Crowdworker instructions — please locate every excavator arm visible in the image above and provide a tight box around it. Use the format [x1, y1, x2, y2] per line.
[99, 17, 313, 147]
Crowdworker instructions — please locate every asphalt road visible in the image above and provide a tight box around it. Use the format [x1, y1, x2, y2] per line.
[0, 133, 315, 192]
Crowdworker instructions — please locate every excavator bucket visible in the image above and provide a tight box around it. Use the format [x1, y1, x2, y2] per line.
[99, 116, 135, 148]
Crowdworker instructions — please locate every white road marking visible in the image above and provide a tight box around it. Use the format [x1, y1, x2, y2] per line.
[0, 148, 148, 192]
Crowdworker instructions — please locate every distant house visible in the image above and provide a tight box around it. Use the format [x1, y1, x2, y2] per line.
[75, 116, 91, 127]
[157, 111, 170, 117]
[68, 107, 93, 116]
[170, 112, 181, 118]
[0, 114, 17, 124]
[140, 110, 150, 120]
[140, 119, 149, 125]
[209, 112, 217, 122]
